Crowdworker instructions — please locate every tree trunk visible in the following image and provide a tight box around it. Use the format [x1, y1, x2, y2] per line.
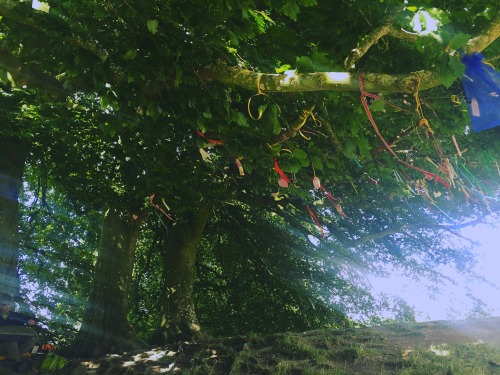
[0, 137, 29, 296]
[72, 207, 146, 357]
[155, 205, 212, 343]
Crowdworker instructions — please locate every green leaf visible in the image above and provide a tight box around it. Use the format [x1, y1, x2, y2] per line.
[325, 159, 336, 169]
[241, 7, 249, 19]
[258, 104, 268, 118]
[342, 138, 357, 159]
[436, 54, 456, 88]
[62, 1, 73, 10]
[282, 1, 300, 21]
[270, 144, 282, 154]
[147, 19, 159, 35]
[292, 148, 307, 160]
[275, 64, 292, 73]
[439, 69, 456, 88]
[298, 0, 317, 6]
[369, 100, 386, 112]
[296, 56, 314, 72]
[349, 119, 360, 137]
[311, 52, 333, 72]
[428, 8, 450, 25]
[287, 158, 301, 173]
[248, 10, 266, 32]
[311, 156, 323, 170]
[448, 33, 470, 50]
[259, 11, 275, 24]
[273, 119, 281, 135]
[356, 136, 370, 160]
[174, 64, 183, 86]
[231, 111, 249, 127]
[123, 50, 137, 60]
[448, 55, 465, 78]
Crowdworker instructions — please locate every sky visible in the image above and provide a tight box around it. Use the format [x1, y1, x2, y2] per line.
[370, 220, 500, 322]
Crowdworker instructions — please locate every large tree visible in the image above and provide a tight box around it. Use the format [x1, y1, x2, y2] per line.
[1, 0, 499, 349]
[0, 91, 33, 297]
[0, 137, 29, 296]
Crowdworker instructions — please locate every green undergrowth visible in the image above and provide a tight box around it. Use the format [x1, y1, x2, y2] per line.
[188, 321, 500, 375]
[228, 328, 386, 374]
[399, 343, 500, 375]
[62, 319, 500, 374]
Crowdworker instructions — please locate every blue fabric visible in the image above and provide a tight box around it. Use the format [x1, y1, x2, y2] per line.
[461, 53, 500, 132]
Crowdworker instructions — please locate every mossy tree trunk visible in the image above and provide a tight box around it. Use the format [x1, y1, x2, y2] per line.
[156, 205, 212, 343]
[72, 207, 147, 357]
[0, 137, 29, 296]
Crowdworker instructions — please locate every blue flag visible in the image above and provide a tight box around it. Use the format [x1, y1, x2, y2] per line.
[462, 53, 500, 132]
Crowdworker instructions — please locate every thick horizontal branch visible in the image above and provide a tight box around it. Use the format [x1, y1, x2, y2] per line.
[1, 4, 498, 99]
[200, 64, 441, 93]
[202, 11, 500, 95]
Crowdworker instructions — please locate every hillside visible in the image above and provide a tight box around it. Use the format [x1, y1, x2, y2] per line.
[18, 316, 500, 375]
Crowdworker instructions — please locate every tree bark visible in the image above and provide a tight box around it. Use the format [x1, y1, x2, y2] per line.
[72, 207, 146, 357]
[0, 137, 29, 296]
[155, 205, 212, 343]
[200, 62, 441, 93]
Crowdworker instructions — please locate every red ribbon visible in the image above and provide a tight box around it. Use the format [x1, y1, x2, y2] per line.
[319, 186, 351, 221]
[196, 130, 224, 145]
[359, 73, 442, 184]
[306, 205, 325, 239]
[149, 193, 173, 221]
[274, 158, 290, 184]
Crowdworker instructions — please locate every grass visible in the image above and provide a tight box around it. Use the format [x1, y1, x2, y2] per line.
[225, 321, 500, 374]
[228, 327, 386, 374]
[399, 343, 500, 375]
[75, 317, 500, 374]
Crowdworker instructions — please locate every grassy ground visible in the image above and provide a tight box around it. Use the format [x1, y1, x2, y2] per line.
[212, 323, 500, 375]
[28, 317, 500, 374]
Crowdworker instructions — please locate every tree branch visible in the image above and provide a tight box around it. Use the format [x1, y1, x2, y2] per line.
[1, 6, 499, 98]
[465, 11, 500, 53]
[201, 11, 500, 94]
[0, 46, 68, 95]
[0, 5, 109, 62]
[329, 217, 485, 248]
[344, 12, 500, 70]
[344, 22, 419, 70]
[268, 104, 316, 147]
[200, 63, 440, 93]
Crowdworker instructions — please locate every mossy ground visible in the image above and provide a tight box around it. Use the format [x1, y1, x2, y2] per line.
[24, 317, 500, 374]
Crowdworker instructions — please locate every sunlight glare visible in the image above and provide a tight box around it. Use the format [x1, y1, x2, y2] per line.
[369, 220, 500, 322]
[32, 0, 50, 13]
[325, 72, 351, 84]
[280, 70, 299, 86]
[411, 11, 440, 35]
